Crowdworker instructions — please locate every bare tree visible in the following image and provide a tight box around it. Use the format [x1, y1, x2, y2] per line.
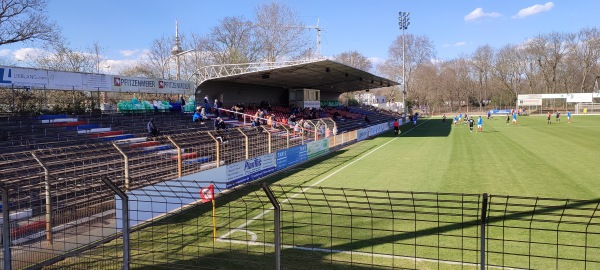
[31, 40, 96, 72]
[493, 44, 530, 107]
[386, 33, 436, 93]
[471, 45, 494, 109]
[198, 16, 262, 65]
[254, 2, 310, 62]
[89, 41, 106, 73]
[525, 32, 574, 93]
[333, 50, 373, 72]
[0, 0, 59, 46]
[573, 27, 600, 91]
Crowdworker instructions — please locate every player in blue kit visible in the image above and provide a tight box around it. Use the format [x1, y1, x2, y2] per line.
[477, 116, 483, 132]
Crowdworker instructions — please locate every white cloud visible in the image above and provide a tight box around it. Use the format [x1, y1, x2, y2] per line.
[119, 49, 140, 57]
[0, 49, 11, 57]
[368, 57, 385, 67]
[13, 48, 48, 61]
[513, 2, 554, 19]
[442, 42, 467, 48]
[465, 8, 501, 22]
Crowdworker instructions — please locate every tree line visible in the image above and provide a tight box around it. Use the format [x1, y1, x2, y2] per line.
[1, 0, 599, 115]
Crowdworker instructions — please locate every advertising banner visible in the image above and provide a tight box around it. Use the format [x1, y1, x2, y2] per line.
[0, 66, 48, 88]
[518, 99, 542, 106]
[303, 100, 321, 109]
[357, 128, 369, 141]
[491, 109, 511, 114]
[47, 70, 83, 90]
[116, 172, 228, 230]
[82, 73, 111, 91]
[112, 76, 157, 92]
[158, 79, 194, 94]
[307, 138, 329, 159]
[276, 144, 308, 171]
[566, 93, 593, 103]
[226, 154, 276, 188]
[368, 123, 389, 137]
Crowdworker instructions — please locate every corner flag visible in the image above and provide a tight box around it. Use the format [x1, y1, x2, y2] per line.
[200, 184, 214, 203]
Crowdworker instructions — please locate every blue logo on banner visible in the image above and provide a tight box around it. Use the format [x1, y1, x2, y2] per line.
[276, 144, 308, 170]
[0, 68, 12, 84]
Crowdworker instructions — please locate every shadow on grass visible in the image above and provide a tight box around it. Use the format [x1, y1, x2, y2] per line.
[372, 119, 452, 138]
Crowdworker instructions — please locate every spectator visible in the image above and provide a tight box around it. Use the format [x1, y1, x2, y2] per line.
[364, 115, 371, 124]
[179, 96, 186, 115]
[215, 117, 226, 130]
[193, 109, 204, 124]
[147, 118, 159, 136]
[203, 95, 210, 112]
[200, 107, 207, 120]
[213, 99, 220, 116]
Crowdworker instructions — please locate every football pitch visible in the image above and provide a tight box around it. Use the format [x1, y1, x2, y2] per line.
[282, 114, 600, 198]
[49, 114, 600, 270]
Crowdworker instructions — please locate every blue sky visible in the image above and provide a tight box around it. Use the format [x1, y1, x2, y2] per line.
[1, 0, 599, 73]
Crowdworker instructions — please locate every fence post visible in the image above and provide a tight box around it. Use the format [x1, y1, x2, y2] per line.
[1, 183, 12, 270]
[166, 136, 182, 177]
[112, 142, 130, 189]
[262, 183, 281, 270]
[101, 177, 129, 270]
[31, 151, 52, 244]
[481, 193, 488, 270]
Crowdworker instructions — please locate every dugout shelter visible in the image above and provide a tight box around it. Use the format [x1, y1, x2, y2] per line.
[193, 59, 399, 109]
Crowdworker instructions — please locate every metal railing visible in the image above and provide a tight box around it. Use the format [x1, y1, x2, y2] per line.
[2, 180, 598, 269]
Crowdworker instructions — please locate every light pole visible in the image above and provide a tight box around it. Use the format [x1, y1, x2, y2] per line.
[398, 11, 410, 116]
[162, 48, 197, 80]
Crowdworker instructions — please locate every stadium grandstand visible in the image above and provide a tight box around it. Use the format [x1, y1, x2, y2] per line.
[0, 59, 403, 269]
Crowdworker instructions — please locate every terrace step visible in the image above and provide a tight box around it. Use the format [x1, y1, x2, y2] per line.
[101, 134, 135, 141]
[183, 156, 211, 165]
[142, 144, 173, 153]
[89, 130, 124, 138]
[77, 127, 112, 134]
[41, 118, 79, 124]
[53, 121, 88, 127]
[129, 141, 160, 149]
[114, 137, 147, 144]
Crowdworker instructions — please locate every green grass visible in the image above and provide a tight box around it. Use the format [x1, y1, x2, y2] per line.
[46, 115, 600, 269]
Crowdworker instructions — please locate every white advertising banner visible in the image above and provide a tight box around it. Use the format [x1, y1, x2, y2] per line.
[47, 70, 83, 90]
[368, 123, 389, 137]
[357, 128, 369, 141]
[112, 76, 157, 92]
[82, 73, 111, 91]
[566, 93, 593, 103]
[157, 79, 194, 94]
[518, 99, 543, 106]
[0, 66, 48, 88]
[226, 154, 276, 188]
[303, 100, 321, 109]
[0, 65, 193, 93]
[307, 138, 329, 159]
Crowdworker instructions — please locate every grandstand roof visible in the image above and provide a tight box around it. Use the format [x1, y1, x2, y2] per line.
[197, 59, 399, 93]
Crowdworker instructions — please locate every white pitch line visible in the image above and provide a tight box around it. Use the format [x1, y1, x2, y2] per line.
[218, 119, 430, 241]
[219, 239, 526, 270]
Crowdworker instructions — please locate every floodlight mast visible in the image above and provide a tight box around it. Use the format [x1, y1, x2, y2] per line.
[398, 11, 410, 115]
